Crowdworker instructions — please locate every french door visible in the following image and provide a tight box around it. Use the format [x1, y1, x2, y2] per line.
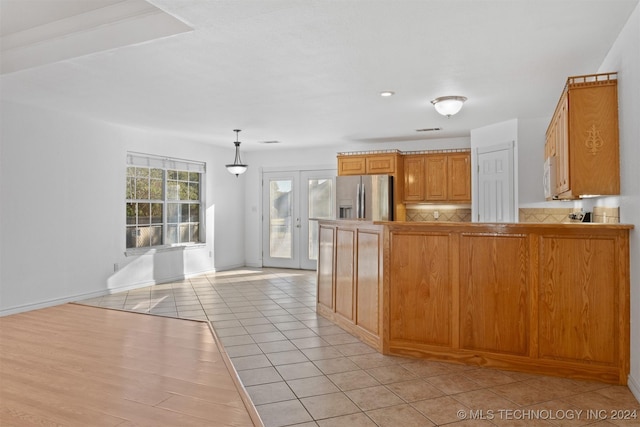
[262, 169, 335, 269]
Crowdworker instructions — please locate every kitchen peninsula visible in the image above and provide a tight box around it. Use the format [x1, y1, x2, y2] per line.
[316, 220, 632, 385]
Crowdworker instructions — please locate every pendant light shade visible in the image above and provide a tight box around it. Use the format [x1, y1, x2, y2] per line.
[226, 129, 248, 177]
[431, 96, 467, 117]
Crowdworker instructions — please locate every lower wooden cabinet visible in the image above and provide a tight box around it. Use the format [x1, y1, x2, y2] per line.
[318, 220, 631, 385]
[316, 220, 384, 350]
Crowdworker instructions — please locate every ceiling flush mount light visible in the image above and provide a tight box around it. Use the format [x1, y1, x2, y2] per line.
[226, 129, 248, 177]
[431, 96, 467, 117]
[380, 91, 395, 97]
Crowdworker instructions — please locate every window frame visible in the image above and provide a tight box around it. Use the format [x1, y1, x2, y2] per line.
[125, 152, 206, 254]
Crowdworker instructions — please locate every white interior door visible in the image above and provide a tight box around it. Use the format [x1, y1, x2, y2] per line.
[262, 169, 335, 269]
[476, 142, 515, 222]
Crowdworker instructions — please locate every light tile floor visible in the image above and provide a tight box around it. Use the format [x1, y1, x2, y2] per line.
[79, 267, 640, 427]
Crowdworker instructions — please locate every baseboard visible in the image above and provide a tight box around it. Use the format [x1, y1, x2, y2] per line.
[628, 373, 640, 404]
[0, 268, 219, 317]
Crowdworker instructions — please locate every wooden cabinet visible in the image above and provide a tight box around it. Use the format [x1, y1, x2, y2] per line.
[337, 156, 366, 176]
[316, 220, 384, 350]
[337, 153, 397, 176]
[448, 153, 472, 201]
[382, 222, 631, 385]
[403, 151, 471, 203]
[318, 220, 631, 384]
[402, 155, 426, 202]
[545, 73, 619, 199]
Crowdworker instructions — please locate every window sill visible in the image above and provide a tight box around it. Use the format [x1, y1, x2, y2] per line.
[125, 243, 206, 257]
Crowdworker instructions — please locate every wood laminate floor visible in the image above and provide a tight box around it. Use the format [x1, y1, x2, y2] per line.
[0, 303, 260, 426]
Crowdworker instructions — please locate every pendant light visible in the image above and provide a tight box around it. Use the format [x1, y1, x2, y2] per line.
[431, 96, 467, 117]
[225, 129, 248, 177]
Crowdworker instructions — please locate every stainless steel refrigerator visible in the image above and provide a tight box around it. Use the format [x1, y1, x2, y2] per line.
[336, 175, 393, 221]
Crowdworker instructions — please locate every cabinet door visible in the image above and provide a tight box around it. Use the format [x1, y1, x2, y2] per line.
[425, 155, 447, 201]
[555, 95, 570, 194]
[403, 155, 426, 202]
[335, 229, 355, 320]
[538, 235, 618, 364]
[448, 153, 471, 201]
[366, 154, 396, 174]
[317, 225, 335, 309]
[338, 156, 366, 176]
[568, 84, 620, 196]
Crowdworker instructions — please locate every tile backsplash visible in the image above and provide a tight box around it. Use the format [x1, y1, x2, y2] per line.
[406, 208, 471, 222]
[592, 206, 620, 223]
[519, 207, 620, 223]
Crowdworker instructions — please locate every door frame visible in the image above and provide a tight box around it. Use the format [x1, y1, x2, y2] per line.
[472, 141, 517, 222]
[260, 165, 336, 269]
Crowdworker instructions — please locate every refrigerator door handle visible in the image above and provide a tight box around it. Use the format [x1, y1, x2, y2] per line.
[355, 184, 361, 219]
[360, 182, 365, 219]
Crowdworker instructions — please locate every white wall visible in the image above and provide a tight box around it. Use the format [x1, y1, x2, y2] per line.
[597, 2, 640, 398]
[0, 101, 245, 315]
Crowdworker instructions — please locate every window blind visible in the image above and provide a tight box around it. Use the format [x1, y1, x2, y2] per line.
[127, 152, 206, 173]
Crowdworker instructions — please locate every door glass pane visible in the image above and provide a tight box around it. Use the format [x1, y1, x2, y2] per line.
[307, 178, 333, 261]
[269, 179, 292, 259]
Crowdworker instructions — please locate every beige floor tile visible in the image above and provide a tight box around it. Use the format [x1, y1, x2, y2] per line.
[300, 392, 361, 419]
[349, 352, 402, 369]
[366, 364, 417, 385]
[366, 403, 435, 427]
[291, 336, 331, 349]
[491, 381, 557, 406]
[328, 370, 380, 391]
[463, 368, 521, 387]
[276, 361, 324, 380]
[425, 373, 484, 395]
[287, 375, 340, 398]
[346, 385, 404, 411]
[316, 412, 377, 427]
[321, 333, 362, 346]
[252, 331, 288, 343]
[412, 395, 471, 425]
[230, 354, 272, 371]
[386, 379, 444, 402]
[256, 399, 313, 427]
[453, 388, 518, 412]
[246, 381, 296, 405]
[224, 343, 263, 358]
[266, 350, 309, 366]
[313, 357, 360, 375]
[258, 340, 298, 354]
[237, 366, 283, 386]
[334, 342, 378, 356]
[301, 346, 344, 361]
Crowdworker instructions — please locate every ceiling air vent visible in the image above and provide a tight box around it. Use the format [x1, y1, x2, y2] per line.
[415, 128, 442, 132]
[261, 140, 281, 144]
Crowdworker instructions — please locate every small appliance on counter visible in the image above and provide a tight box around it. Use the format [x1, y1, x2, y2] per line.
[336, 175, 393, 221]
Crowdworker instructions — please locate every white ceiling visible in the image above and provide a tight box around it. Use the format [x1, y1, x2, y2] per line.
[1, 0, 638, 151]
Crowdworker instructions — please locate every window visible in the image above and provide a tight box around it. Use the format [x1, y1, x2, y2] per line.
[126, 153, 205, 249]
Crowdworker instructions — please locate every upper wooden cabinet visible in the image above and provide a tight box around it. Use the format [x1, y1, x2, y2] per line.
[403, 151, 471, 203]
[545, 73, 620, 200]
[337, 153, 397, 176]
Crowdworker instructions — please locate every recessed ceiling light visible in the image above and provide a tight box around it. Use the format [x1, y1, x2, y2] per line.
[380, 91, 395, 97]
